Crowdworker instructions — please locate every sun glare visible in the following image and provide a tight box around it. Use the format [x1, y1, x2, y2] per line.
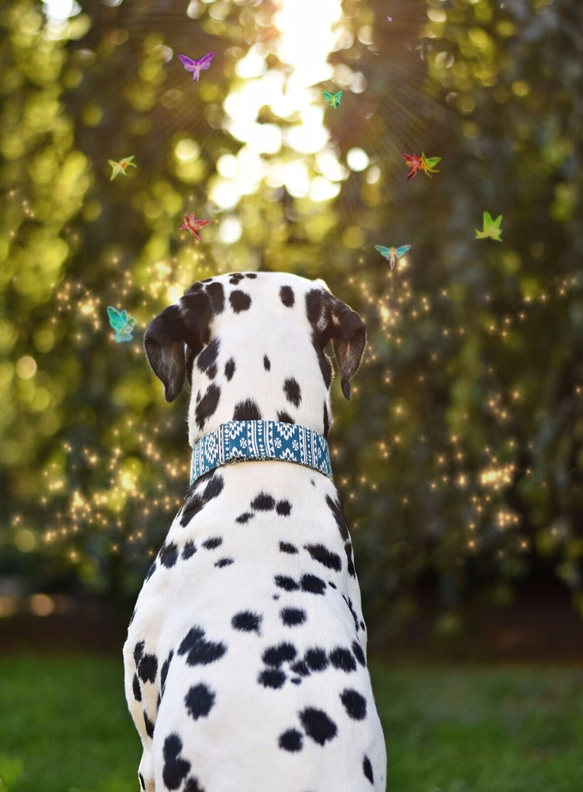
[273, 0, 344, 88]
[210, 0, 352, 213]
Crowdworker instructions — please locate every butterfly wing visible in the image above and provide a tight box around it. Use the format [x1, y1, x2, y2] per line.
[375, 245, 391, 259]
[483, 211, 493, 229]
[323, 91, 332, 103]
[396, 245, 412, 258]
[114, 313, 136, 342]
[332, 90, 343, 107]
[198, 51, 215, 71]
[178, 54, 197, 71]
[107, 306, 124, 332]
[424, 156, 441, 168]
[401, 153, 415, 165]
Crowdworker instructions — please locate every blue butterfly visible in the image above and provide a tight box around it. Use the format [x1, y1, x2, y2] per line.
[375, 244, 412, 271]
[323, 89, 343, 108]
[107, 306, 136, 343]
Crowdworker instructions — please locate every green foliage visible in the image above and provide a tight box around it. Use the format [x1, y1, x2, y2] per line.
[1, 0, 582, 630]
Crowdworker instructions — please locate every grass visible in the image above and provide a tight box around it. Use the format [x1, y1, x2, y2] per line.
[0, 657, 582, 791]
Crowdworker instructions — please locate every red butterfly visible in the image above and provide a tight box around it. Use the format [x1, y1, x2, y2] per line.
[401, 153, 424, 181]
[178, 211, 211, 242]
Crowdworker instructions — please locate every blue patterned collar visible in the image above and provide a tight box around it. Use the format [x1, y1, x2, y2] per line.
[190, 420, 333, 484]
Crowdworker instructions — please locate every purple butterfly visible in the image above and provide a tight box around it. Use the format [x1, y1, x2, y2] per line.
[178, 51, 215, 81]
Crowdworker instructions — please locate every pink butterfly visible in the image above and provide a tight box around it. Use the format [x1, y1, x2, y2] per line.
[178, 51, 215, 82]
[178, 211, 211, 242]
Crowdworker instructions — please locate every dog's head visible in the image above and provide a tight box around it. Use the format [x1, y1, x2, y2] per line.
[144, 272, 366, 445]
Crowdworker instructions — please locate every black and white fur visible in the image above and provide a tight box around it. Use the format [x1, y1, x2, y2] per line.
[124, 272, 387, 792]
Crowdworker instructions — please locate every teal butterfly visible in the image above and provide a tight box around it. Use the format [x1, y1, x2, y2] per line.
[375, 244, 412, 271]
[323, 89, 343, 108]
[107, 306, 136, 343]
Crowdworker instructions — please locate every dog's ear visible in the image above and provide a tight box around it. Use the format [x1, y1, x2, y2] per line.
[325, 293, 367, 400]
[144, 291, 212, 402]
[308, 286, 367, 400]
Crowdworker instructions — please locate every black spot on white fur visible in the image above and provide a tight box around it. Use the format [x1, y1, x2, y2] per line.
[281, 607, 306, 626]
[162, 734, 191, 790]
[352, 640, 366, 666]
[182, 541, 197, 559]
[252, 493, 275, 511]
[197, 338, 220, 375]
[160, 542, 179, 568]
[185, 683, 216, 720]
[279, 728, 302, 752]
[138, 653, 158, 683]
[181, 472, 224, 527]
[279, 285, 295, 307]
[178, 626, 227, 667]
[224, 358, 235, 380]
[236, 512, 254, 524]
[232, 611, 262, 633]
[340, 688, 367, 720]
[195, 384, 221, 429]
[329, 647, 357, 672]
[202, 536, 222, 550]
[262, 642, 297, 666]
[299, 707, 338, 746]
[304, 543, 342, 571]
[233, 399, 261, 420]
[229, 290, 251, 312]
[275, 575, 299, 591]
[283, 377, 302, 407]
[363, 755, 374, 784]
[305, 648, 329, 672]
[258, 668, 286, 689]
[300, 574, 326, 594]
[276, 500, 292, 516]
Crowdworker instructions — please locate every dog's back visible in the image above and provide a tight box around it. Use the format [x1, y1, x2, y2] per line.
[124, 272, 386, 792]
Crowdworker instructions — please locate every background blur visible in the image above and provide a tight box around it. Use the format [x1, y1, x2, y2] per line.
[2, 0, 583, 647]
[1, 1, 583, 790]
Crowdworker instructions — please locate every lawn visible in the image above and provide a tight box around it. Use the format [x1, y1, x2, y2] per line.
[0, 657, 582, 792]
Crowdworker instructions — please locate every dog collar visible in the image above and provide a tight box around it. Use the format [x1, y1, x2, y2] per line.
[190, 420, 333, 484]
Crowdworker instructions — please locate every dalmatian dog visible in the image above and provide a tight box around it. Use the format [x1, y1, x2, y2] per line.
[124, 272, 387, 792]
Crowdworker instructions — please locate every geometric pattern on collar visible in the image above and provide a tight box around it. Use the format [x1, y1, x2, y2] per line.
[190, 419, 333, 485]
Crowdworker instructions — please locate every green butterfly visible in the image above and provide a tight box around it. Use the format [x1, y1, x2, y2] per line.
[375, 244, 412, 271]
[107, 306, 136, 343]
[323, 89, 343, 108]
[421, 153, 441, 176]
[475, 211, 503, 242]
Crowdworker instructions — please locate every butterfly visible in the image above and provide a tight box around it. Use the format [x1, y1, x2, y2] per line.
[401, 152, 441, 180]
[178, 51, 215, 81]
[109, 156, 137, 181]
[323, 90, 343, 108]
[420, 152, 441, 177]
[387, 16, 393, 21]
[178, 211, 211, 242]
[107, 306, 136, 343]
[475, 211, 503, 242]
[375, 244, 412, 271]
[401, 153, 424, 181]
